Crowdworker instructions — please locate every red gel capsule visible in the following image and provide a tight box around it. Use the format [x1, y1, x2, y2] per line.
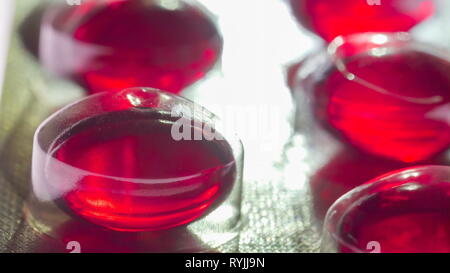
[306, 34, 450, 162]
[40, 0, 222, 94]
[289, 0, 435, 41]
[32, 88, 239, 232]
[323, 166, 450, 253]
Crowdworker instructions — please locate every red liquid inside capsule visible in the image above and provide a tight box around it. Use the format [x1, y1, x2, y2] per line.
[46, 109, 236, 231]
[314, 49, 450, 162]
[338, 181, 450, 253]
[40, 0, 222, 93]
[289, 0, 435, 41]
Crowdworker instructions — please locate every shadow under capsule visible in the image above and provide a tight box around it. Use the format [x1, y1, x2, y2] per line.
[24, 217, 219, 253]
[310, 146, 450, 223]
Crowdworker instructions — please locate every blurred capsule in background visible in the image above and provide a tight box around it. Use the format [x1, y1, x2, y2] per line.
[292, 33, 450, 163]
[39, 0, 222, 94]
[288, 0, 435, 41]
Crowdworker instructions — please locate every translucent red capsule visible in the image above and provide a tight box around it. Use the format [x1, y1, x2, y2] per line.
[289, 0, 435, 41]
[323, 166, 450, 253]
[40, 0, 222, 93]
[31, 88, 241, 232]
[296, 33, 450, 162]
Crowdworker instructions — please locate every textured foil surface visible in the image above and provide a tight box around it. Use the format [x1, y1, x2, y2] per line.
[1, 0, 449, 253]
